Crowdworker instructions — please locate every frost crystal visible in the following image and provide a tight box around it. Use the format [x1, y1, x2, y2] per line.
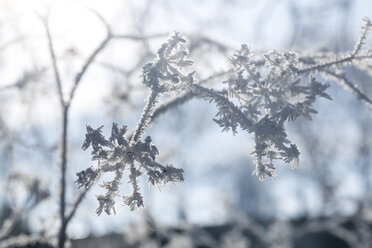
[190, 45, 332, 180]
[142, 31, 193, 93]
[78, 32, 191, 214]
[78, 18, 372, 213]
[78, 124, 184, 215]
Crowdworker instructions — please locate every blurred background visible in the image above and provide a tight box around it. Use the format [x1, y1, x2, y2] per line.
[0, 0, 372, 247]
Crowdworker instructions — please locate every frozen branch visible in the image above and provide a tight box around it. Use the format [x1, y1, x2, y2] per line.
[323, 70, 372, 109]
[42, 12, 64, 107]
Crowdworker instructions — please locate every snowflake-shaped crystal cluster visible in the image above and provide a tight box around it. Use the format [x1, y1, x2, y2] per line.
[221, 45, 332, 180]
[76, 32, 191, 215]
[77, 124, 184, 215]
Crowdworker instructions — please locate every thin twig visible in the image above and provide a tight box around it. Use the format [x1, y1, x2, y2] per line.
[43, 13, 65, 107]
[67, 5, 113, 105]
[0, 36, 27, 52]
[65, 187, 90, 225]
[40, 9, 69, 248]
[298, 53, 372, 74]
[130, 90, 159, 144]
[112, 33, 168, 40]
[152, 70, 232, 121]
[68, 35, 111, 104]
[323, 70, 372, 109]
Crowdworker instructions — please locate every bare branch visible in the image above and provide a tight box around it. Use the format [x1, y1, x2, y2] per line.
[41, 12, 65, 107]
[0, 36, 27, 53]
[68, 35, 111, 104]
[67, 5, 113, 105]
[112, 33, 168, 40]
[65, 187, 90, 225]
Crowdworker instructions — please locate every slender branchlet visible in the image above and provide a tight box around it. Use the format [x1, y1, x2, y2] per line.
[130, 90, 159, 144]
[352, 17, 372, 56]
[323, 70, 372, 109]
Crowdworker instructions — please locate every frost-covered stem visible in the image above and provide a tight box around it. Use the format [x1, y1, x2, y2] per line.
[152, 91, 195, 120]
[299, 18, 371, 74]
[130, 90, 159, 144]
[68, 35, 111, 104]
[352, 17, 372, 56]
[298, 55, 363, 74]
[58, 105, 68, 248]
[112, 33, 168, 40]
[0, 35, 27, 53]
[124, 163, 144, 210]
[152, 70, 232, 121]
[323, 70, 372, 108]
[65, 186, 90, 225]
[58, 34, 111, 247]
[43, 9, 113, 247]
[191, 84, 254, 131]
[67, 5, 113, 105]
[43, 12, 69, 248]
[43, 13, 64, 107]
